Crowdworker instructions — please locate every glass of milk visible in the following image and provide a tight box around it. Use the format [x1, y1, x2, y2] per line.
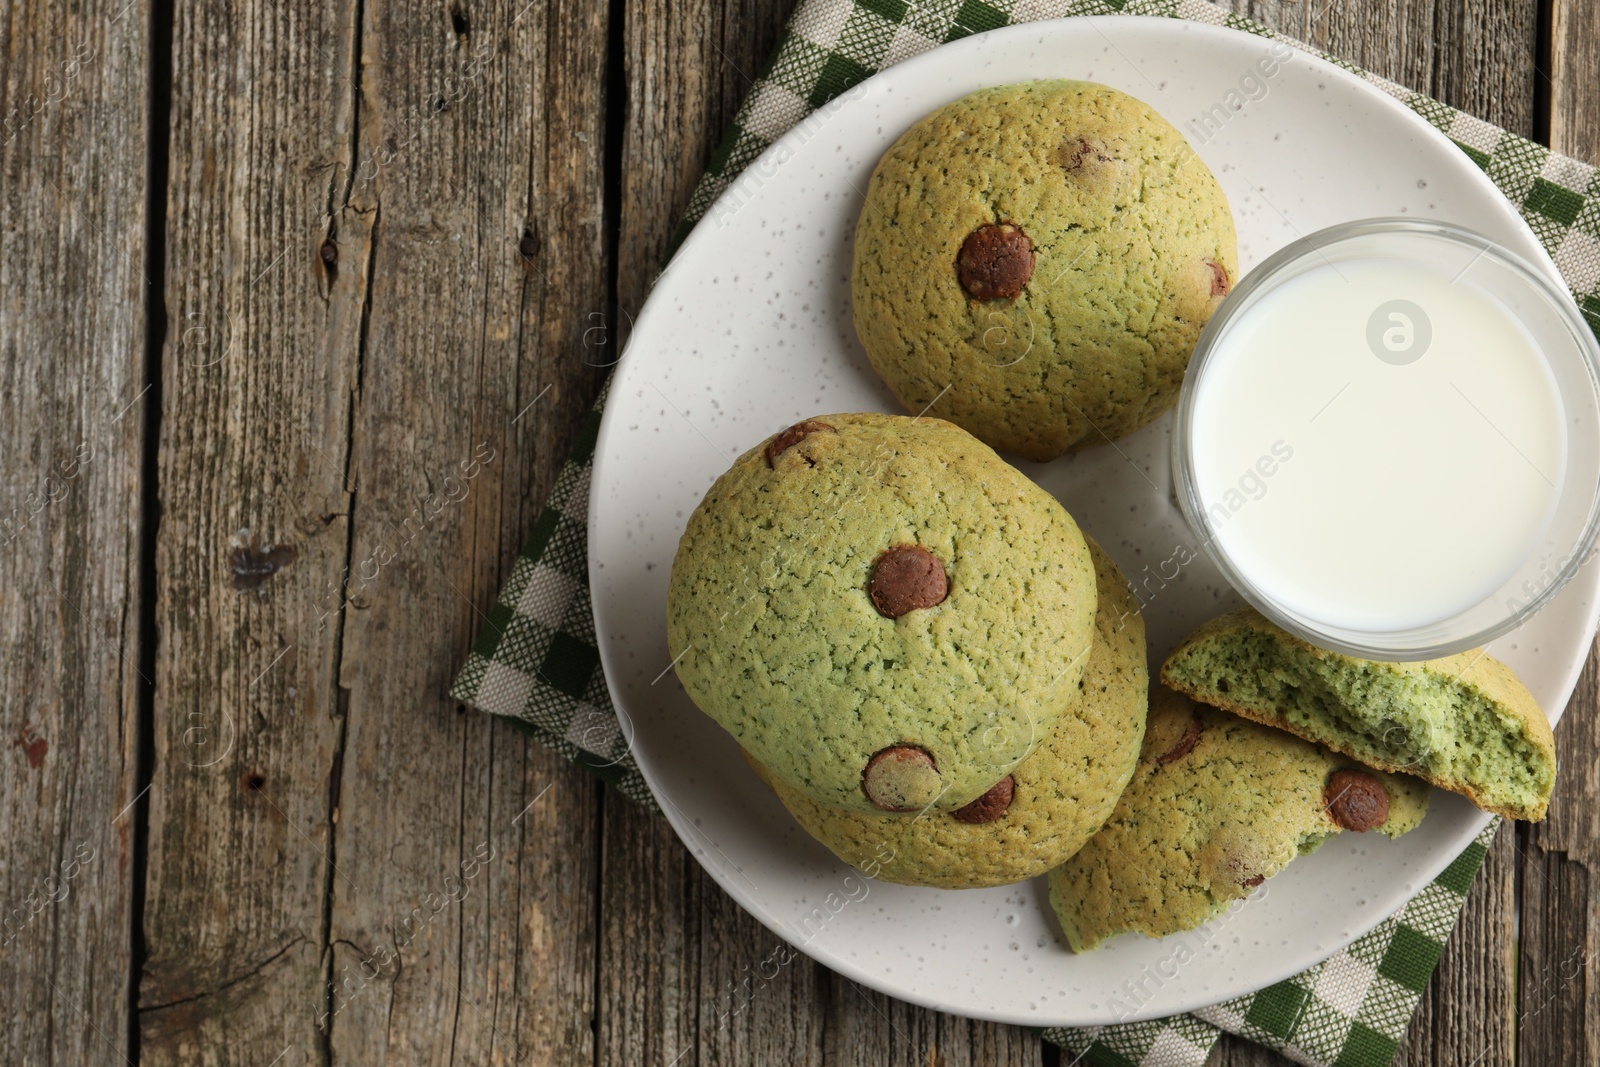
[1174, 218, 1600, 659]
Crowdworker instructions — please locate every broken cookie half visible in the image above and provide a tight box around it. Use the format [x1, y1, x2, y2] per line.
[1160, 607, 1556, 821]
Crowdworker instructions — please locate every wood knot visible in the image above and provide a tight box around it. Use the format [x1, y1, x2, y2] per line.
[229, 530, 296, 592]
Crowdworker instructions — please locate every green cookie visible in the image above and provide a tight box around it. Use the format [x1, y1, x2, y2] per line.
[852, 80, 1238, 460]
[746, 536, 1147, 889]
[1048, 688, 1431, 951]
[667, 413, 1098, 815]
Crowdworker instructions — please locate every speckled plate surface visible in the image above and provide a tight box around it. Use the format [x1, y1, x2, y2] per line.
[587, 16, 1599, 1027]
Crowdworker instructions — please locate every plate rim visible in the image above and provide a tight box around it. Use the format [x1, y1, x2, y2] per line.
[589, 13, 1599, 1026]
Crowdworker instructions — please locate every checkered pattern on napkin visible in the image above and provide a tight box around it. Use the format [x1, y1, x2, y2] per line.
[453, 1, 1591, 1063]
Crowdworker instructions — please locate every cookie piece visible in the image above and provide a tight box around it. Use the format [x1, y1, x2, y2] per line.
[1047, 688, 1431, 951]
[851, 80, 1237, 460]
[746, 537, 1147, 888]
[1160, 607, 1557, 820]
[667, 413, 1098, 814]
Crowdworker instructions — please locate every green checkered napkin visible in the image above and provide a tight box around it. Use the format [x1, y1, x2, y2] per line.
[454, 1, 1598, 1062]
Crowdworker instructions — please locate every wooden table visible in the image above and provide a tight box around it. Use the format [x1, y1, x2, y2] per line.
[3, 0, 1596, 1063]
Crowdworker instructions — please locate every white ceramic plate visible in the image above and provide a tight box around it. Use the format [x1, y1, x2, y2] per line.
[589, 16, 1599, 1026]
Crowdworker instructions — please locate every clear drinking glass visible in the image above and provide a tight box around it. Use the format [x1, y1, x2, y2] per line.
[1172, 218, 1600, 659]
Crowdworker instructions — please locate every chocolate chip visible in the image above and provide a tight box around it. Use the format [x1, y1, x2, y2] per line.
[1206, 259, 1230, 297]
[1198, 832, 1265, 894]
[1324, 768, 1390, 832]
[763, 419, 835, 467]
[868, 545, 948, 618]
[957, 223, 1034, 301]
[951, 776, 1014, 823]
[1056, 136, 1114, 173]
[862, 745, 941, 812]
[1157, 711, 1203, 765]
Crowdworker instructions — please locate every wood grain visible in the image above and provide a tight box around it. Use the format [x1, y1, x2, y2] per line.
[139, 0, 369, 1061]
[321, 0, 610, 1063]
[0, 1, 147, 1063]
[1549, 0, 1600, 165]
[1518, 653, 1600, 1067]
[1522, 4, 1600, 1064]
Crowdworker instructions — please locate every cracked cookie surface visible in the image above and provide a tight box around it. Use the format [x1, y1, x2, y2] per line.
[851, 80, 1237, 460]
[667, 412, 1098, 814]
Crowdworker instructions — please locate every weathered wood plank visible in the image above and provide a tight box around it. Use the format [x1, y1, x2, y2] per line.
[319, 0, 611, 1063]
[1517, 654, 1599, 1066]
[1211, 2, 1538, 1065]
[1549, 0, 1600, 165]
[1517, 5, 1600, 1063]
[139, 0, 369, 1062]
[596, 796, 718, 1067]
[0, 1, 147, 1063]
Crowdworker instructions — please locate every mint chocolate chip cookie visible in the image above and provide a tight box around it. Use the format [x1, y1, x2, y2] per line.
[1048, 688, 1431, 951]
[666, 413, 1098, 815]
[1160, 607, 1558, 820]
[851, 80, 1237, 460]
[745, 536, 1148, 889]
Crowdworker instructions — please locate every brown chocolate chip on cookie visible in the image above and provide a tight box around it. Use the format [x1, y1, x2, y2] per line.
[764, 419, 836, 467]
[951, 776, 1015, 824]
[1157, 711, 1204, 765]
[1324, 768, 1390, 832]
[957, 223, 1034, 301]
[869, 545, 949, 618]
[862, 745, 941, 812]
[1206, 259, 1231, 297]
[1240, 873, 1266, 888]
[1055, 136, 1114, 173]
